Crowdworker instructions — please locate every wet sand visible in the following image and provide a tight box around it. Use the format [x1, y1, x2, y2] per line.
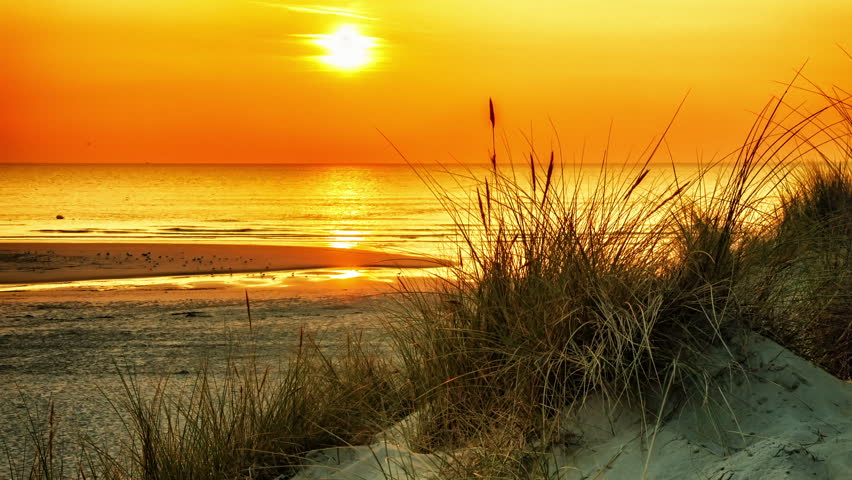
[0, 242, 444, 284]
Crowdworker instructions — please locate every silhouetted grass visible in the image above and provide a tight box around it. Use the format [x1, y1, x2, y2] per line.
[105, 333, 410, 479]
[7, 332, 411, 480]
[744, 163, 851, 379]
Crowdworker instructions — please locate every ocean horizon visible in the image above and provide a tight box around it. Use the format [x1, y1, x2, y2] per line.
[2, 161, 726, 258]
[1, 163, 463, 255]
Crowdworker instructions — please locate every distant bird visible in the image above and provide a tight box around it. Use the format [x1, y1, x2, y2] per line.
[56, 214, 64, 220]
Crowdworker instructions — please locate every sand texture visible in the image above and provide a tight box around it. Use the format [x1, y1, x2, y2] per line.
[288, 335, 852, 479]
[0, 274, 405, 473]
[0, 242, 442, 284]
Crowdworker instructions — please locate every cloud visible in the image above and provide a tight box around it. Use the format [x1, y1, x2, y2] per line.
[250, 2, 378, 21]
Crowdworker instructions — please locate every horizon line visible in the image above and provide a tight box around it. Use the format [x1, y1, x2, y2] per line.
[0, 159, 725, 167]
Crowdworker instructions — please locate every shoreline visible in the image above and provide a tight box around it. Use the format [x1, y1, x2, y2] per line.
[0, 242, 445, 285]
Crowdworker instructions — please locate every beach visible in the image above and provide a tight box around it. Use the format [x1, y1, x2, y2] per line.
[0, 242, 438, 472]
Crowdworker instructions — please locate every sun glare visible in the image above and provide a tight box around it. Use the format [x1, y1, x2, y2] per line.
[313, 24, 376, 71]
[326, 269, 362, 280]
[328, 229, 366, 249]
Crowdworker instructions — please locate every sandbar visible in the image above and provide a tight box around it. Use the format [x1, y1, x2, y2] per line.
[0, 242, 444, 285]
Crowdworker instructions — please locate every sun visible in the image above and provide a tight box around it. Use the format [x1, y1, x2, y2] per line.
[313, 24, 376, 71]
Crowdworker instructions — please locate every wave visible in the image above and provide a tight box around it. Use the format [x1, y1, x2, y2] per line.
[159, 227, 257, 233]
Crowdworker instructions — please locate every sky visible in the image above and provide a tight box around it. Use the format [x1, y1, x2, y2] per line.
[1, 0, 850, 164]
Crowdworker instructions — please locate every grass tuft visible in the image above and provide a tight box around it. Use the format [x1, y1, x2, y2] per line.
[745, 163, 851, 379]
[87, 332, 410, 479]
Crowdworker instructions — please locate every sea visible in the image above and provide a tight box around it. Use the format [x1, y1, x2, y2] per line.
[0, 162, 754, 260]
[0, 163, 480, 257]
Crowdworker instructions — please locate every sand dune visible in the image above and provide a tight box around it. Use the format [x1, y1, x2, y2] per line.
[290, 335, 852, 479]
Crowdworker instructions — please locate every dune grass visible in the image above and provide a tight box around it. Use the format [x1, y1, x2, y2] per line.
[7, 73, 851, 479]
[7, 333, 411, 480]
[4, 399, 67, 480]
[382, 74, 850, 476]
[109, 334, 412, 479]
[744, 162, 851, 379]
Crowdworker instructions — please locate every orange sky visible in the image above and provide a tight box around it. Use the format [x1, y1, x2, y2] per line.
[1, 0, 850, 164]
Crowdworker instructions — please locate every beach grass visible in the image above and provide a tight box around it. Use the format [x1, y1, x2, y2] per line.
[742, 162, 851, 379]
[5, 328, 413, 480]
[91, 333, 410, 479]
[376, 71, 850, 476]
[7, 72, 851, 479]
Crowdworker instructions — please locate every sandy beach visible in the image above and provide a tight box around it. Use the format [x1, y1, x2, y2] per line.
[0, 247, 424, 474]
[0, 242, 444, 285]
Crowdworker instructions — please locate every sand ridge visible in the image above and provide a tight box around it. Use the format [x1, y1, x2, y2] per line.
[289, 335, 852, 479]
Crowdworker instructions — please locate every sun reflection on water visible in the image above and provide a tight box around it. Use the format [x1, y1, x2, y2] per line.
[0, 268, 396, 293]
[324, 269, 361, 280]
[328, 229, 367, 249]
[313, 167, 384, 248]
